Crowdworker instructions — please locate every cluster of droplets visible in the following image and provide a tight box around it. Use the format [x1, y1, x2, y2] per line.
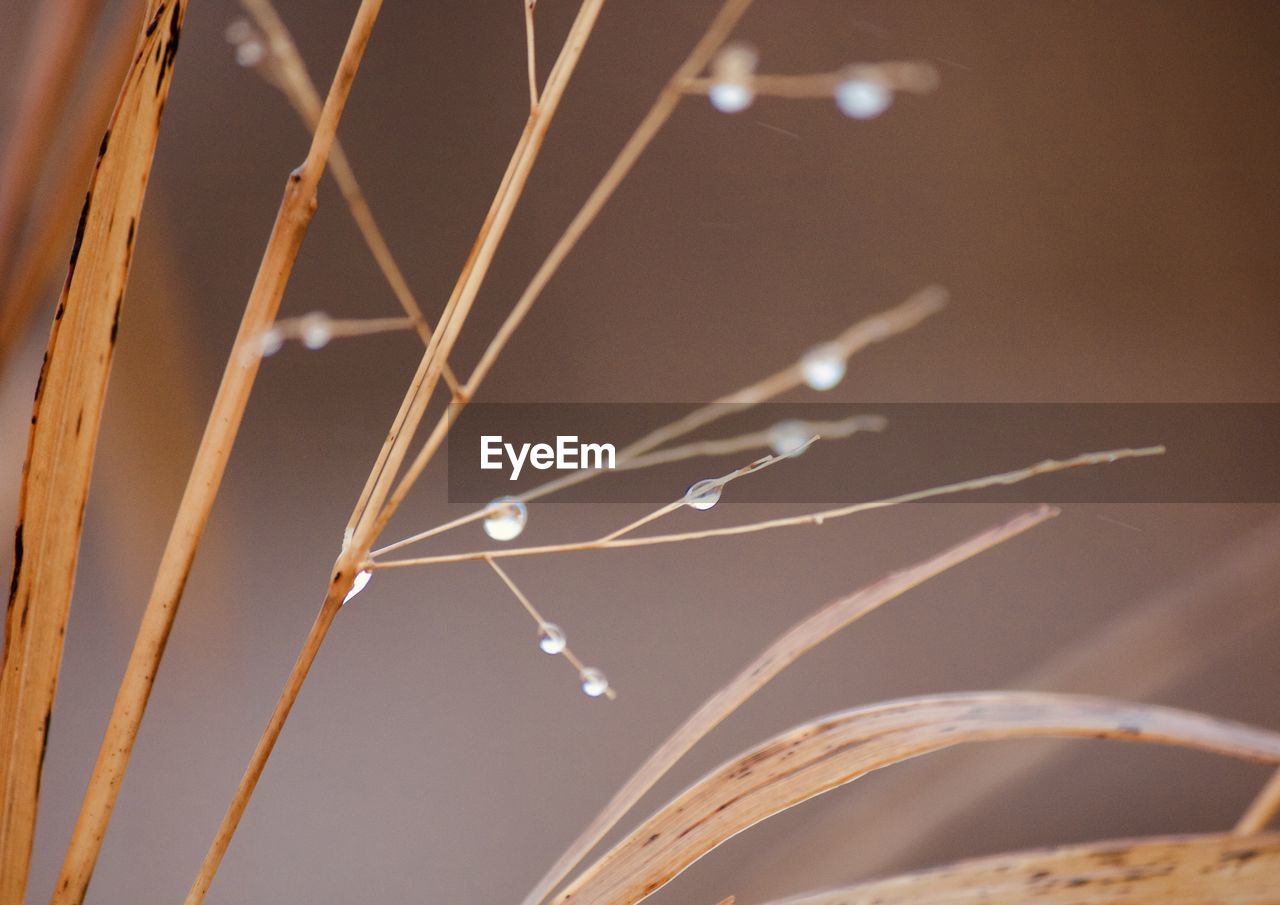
[225, 18, 266, 68]
[257, 312, 335, 357]
[533, 621, 610, 698]
[707, 45, 895, 120]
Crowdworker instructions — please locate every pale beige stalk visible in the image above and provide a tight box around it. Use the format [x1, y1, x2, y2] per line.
[362, 0, 762, 548]
[238, 0, 462, 393]
[183, 4, 609, 901]
[1237, 768, 1280, 835]
[371, 447, 1164, 569]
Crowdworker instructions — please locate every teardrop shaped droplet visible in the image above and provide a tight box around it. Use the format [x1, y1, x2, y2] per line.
[580, 667, 610, 698]
[342, 569, 372, 604]
[800, 342, 846, 391]
[684, 479, 722, 511]
[709, 82, 754, 113]
[834, 76, 893, 120]
[537, 622, 566, 655]
[769, 419, 814, 457]
[483, 497, 528, 541]
[299, 312, 333, 350]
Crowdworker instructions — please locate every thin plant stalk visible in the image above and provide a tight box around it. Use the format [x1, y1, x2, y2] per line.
[370, 446, 1164, 570]
[1237, 768, 1280, 835]
[363, 0, 761, 548]
[238, 0, 462, 393]
[53, 2, 387, 901]
[182, 4, 609, 900]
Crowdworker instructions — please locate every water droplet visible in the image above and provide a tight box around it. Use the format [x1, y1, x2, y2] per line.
[709, 83, 753, 113]
[769, 420, 814, 457]
[580, 667, 610, 698]
[342, 569, 372, 604]
[800, 342, 846, 391]
[259, 326, 284, 356]
[537, 623, 566, 655]
[684, 479, 722, 511]
[235, 39, 265, 68]
[299, 312, 333, 350]
[483, 497, 528, 541]
[225, 19, 253, 44]
[709, 42, 757, 114]
[834, 76, 893, 120]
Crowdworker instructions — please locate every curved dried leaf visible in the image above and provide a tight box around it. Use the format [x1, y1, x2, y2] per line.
[763, 832, 1280, 904]
[555, 692, 1280, 904]
[0, 2, 184, 899]
[526, 507, 1058, 905]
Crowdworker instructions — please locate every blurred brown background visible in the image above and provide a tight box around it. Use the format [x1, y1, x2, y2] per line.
[2, 1, 1279, 902]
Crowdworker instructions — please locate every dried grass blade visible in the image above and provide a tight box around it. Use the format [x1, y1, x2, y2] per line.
[520, 506, 1058, 905]
[554, 692, 1280, 905]
[0, 3, 186, 901]
[761, 832, 1280, 905]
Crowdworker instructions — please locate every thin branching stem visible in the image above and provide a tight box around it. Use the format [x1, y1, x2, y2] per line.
[369, 447, 1165, 570]
[362, 0, 761, 549]
[484, 557, 616, 698]
[238, 0, 463, 393]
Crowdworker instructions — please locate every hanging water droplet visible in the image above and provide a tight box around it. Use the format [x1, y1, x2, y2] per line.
[709, 42, 757, 114]
[800, 342, 846, 391]
[235, 39, 265, 67]
[299, 312, 333, 350]
[769, 420, 814, 457]
[834, 76, 893, 120]
[580, 667, 610, 698]
[709, 83, 754, 114]
[684, 479, 722, 511]
[483, 497, 528, 541]
[342, 569, 372, 604]
[259, 326, 284, 357]
[537, 623, 566, 655]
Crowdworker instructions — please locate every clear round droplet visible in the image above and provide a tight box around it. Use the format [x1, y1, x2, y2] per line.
[235, 39, 265, 68]
[709, 82, 754, 114]
[259, 326, 284, 357]
[580, 667, 610, 698]
[769, 420, 814, 457]
[299, 312, 333, 350]
[834, 77, 893, 120]
[225, 19, 254, 44]
[684, 479, 722, 511]
[483, 497, 528, 541]
[800, 342, 847, 391]
[342, 569, 372, 604]
[537, 623, 566, 655]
